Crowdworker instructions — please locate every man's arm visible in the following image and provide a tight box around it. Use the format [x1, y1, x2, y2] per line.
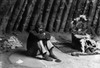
[30, 30, 46, 40]
[45, 32, 51, 40]
[74, 34, 87, 39]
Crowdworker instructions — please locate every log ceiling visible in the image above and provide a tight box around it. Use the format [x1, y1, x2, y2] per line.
[0, 0, 100, 35]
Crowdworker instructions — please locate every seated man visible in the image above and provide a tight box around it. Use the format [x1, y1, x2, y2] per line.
[27, 23, 61, 62]
[71, 15, 97, 53]
[75, 33, 97, 53]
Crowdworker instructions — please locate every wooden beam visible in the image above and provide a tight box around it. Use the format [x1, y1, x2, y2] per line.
[65, 0, 87, 32]
[6, 0, 26, 33]
[59, 0, 77, 32]
[42, 0, 54, 30]
[20, 0, 37, 31]
[30, 0, 45, 31]
[92, 1, 100, 30]
[13, 0, 27, 31]
[48, 0, 61, 32]
[0, 0, 17, 34]
[88, 0, 98, 26]
[55, 0, 65, 32]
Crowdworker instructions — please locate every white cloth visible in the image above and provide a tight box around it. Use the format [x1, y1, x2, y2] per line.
[37, 40, 54, 55]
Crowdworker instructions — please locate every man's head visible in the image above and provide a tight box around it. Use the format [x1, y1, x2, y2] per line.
[36, 23, 44, 33]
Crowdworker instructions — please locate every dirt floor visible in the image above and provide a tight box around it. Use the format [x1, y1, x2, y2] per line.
[0, 32, 30, 68]
[0, 32, 100, 68]
[0, 32, 72, 68]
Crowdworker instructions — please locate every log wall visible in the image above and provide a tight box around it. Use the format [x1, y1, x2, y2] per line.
[0, 0, 100, 35]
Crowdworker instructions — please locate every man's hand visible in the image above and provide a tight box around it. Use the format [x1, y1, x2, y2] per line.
[45, 32, 51, 40]
[75, 34, 87, 39]
[43, 33, 46, 35]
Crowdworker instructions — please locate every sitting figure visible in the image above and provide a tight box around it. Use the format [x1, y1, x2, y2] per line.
[71, 15, 97, 53]
[76, 33, 97, 53]
[27, 23, 61, 62]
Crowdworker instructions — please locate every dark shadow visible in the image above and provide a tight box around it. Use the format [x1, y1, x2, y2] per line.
[53, 42, 80, 54]
[13, 48, 44, 60]
[53, 34, 81, 54]
[14, 49, 28, 56]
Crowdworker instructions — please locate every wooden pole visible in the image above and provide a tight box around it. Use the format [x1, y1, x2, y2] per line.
[83, 0, 93, 17]
[92, 1, 100, 31]
[30, 0, 45, 31]
[94, 0, 100, 35]
[20, 0, 37, 31]
[96, 12, 100, 35]
[36, 1, 44, 26]
[6, 0, 26, 33]
[13, 0, 27, 31]
[83, 0, 90, 15]
[0, 0, 17, 34]
[72, 0, 80, 18]
[2, 0, 17, 34]
[74, 0, 87, 17]
[54, 0, 65, 32]
[60, 0, 73, 32]
[65, 0, 87, 32]
[37, 12, 43, 26]
[59, 0, 77, 32]
[88, 0, 98, 26]
[48, 0, 61, 32]
[42, 0, 54, 30]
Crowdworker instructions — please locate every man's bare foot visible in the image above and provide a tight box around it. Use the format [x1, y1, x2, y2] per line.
[50, 54, 61, 62]
[55, 59, 61, 62]
[43, 53, 53, 61]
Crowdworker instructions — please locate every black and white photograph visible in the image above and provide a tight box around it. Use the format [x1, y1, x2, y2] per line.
[0, 0, 100, 68]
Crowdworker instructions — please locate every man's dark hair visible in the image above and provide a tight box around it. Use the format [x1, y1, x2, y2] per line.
[35, 23, 45, 32]
[36, 23, 44, 29]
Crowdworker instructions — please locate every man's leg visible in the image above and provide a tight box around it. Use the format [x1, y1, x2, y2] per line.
[37, 40, 47, 54]
[37, 40, 53, 61]
[46, 40, 54, 50]
[90, 39, 97, 47]
[46, 40, 61, 62]
[80, 39, 86, 53]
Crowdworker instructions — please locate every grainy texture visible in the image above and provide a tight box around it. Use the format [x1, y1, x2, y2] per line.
[13, 0, 27, 31]
[21, 0, 37, 31]
[63, 0, 73, 32]
[0, 0, 100, 36]
[48, 0, 61, 32]
[88, 0, 98, 26]
[54, 0, 65, 32]
[30, 0, 45, 31]
[6, 0, 25, 33]
[92, 0, 100, 32]
[42, 0, 54, 30]
[0, 0, 17, 34]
